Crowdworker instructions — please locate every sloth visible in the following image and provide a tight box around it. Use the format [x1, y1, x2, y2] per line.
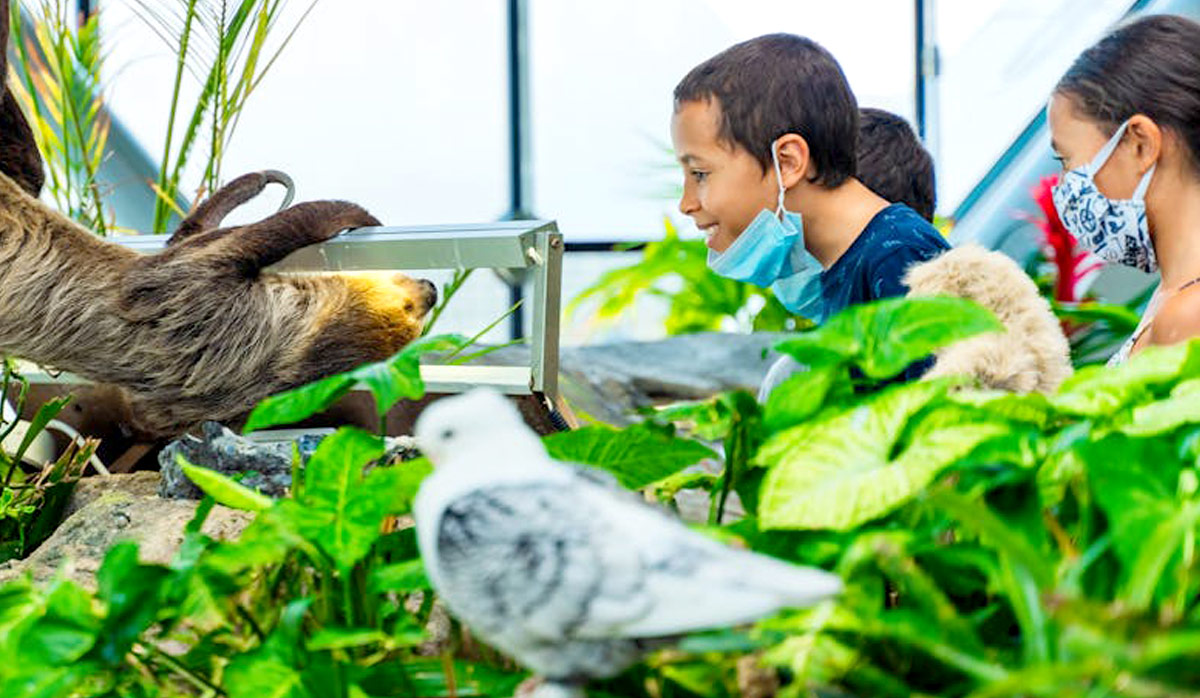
[0, 0, 436, 435]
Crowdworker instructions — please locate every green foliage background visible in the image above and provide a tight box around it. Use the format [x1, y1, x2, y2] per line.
[3, 297, 1200, 697]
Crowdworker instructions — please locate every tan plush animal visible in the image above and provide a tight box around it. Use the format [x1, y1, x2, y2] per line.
[0, 0, 436, 436]
[904, 243, 1073, 393]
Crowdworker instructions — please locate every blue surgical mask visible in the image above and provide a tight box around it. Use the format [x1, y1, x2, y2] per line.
[1051, 119, 1158, 273]
[706, 141, 826, 319]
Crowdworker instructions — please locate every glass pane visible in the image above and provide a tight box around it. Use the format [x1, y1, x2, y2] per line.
[935, 0, 1133, 210]
[529, 0, 916, 242]
[99, 0, 509, 230]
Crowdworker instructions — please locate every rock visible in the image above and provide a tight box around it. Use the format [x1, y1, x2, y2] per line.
[0, 472, 253, 589]
[473, 332, 788, 426]
[158, 421, 419, 499]
[64, 471, 160, 518]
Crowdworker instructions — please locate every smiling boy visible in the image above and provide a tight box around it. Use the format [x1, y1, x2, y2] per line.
[670, 34, 948, 327]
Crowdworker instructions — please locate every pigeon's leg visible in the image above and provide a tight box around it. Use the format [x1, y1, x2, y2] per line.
[516, 678, 586, 698]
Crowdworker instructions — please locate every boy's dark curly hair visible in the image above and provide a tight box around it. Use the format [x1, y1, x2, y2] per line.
[674, 33, 858, 188]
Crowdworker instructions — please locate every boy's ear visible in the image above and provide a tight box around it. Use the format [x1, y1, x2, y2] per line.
[773, 134, 812, 189]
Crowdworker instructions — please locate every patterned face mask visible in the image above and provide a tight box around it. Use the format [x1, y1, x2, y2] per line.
[1051, 119, 1158, 273]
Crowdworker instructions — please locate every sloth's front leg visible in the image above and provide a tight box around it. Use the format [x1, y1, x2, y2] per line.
[217, 200, 382, 276]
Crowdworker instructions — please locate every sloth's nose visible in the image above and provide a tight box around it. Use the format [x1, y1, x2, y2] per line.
[417, 278, 438, 308]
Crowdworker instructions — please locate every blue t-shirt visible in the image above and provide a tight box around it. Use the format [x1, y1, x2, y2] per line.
[819, 203, 950, 317]
[759, 204, 949, 401]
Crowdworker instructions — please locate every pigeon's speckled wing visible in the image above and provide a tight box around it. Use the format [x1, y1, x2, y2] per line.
[433, 481, 651, 643]
[432, 474, 841, 643]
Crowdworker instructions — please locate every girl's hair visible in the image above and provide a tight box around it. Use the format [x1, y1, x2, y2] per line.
[1056, 14, 1200, 174]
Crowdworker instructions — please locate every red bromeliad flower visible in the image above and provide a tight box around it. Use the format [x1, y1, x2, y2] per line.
[1025, 174, 1103, 303]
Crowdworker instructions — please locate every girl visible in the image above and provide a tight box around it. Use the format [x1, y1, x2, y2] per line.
[1049, 14, 1200, 364]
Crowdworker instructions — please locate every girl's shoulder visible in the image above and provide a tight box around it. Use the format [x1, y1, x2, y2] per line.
[1149, 281, 1200, 347]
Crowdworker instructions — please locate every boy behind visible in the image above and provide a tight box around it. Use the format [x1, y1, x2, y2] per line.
[670, 34, 947, 327]
[857, 107, 937, 222]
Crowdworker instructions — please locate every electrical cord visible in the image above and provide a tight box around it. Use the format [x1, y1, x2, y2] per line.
[1, 397, 110, 476]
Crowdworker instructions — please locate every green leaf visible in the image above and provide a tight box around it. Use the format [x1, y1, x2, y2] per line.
[361, 334, 468, 415]
[0, 663, 100, 698]
[18, 579, 100, 667]
[1083, 437, 1198, 608]
[763, 364, 841, 432]
[368, 559, 429, 593]
[225, 655, 308, 698]
[12, 396, 68, 466]
[244, 335, 468, 432]
[1052, 300, 1141, 333]
[180, 459, 274, 512]
[0, 580, 42, 663]
[758, 381, 1007, 530]
[1124, 503, 1200, 608]
[775, 297, 1004, 380]
[93, 542, 170, 666]
[303, 428, 389, 570]
[203, 500, 331, 577]
[543, 423, 716, 490]
[307, 628, 388, 652]
[648, 393, 742, 442]
[948, 389, 1059, 428]
[1053, 340, 1200, 417]
[243, 373, 354, 433]
[1122, 377, 1200, 436]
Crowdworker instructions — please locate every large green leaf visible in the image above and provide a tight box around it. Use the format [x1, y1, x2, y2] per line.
[758, 381, 1007, 530]
[303, 428, 388, 571]
[363, 457, 432, 517]
[1122, 378, 1200, 436]
[1084, 437, 1182, 570]
[1083, 437, 1197, 608]
[543, 423, 716, 490]
[949, 390, 1059, 429]
[774, 297, 1004, 380]
[0, 580, 42, 665]
[225, 656, 308, 698]
[1053, 340, 1200, 417]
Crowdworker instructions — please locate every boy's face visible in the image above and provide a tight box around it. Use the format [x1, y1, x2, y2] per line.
[671, 99, 776, 252]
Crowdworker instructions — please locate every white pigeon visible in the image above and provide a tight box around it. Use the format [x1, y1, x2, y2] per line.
[413, 389, 843, 698]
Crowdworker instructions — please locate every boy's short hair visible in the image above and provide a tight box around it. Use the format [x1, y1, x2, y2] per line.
[674, 33, 858, 188]
[856, 108, 937, 221]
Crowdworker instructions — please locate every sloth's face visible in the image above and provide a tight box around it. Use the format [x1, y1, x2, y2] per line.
[338, 271, 438, 350]
[293, 270, 441, 384]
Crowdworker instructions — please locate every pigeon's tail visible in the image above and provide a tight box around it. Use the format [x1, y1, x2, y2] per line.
[735, 548, 844, 608]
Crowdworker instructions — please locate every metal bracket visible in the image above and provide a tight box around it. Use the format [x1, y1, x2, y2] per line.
[27, 220, 563, 402]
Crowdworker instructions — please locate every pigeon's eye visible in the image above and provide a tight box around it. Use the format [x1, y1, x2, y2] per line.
[441, 428, 456, 441]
